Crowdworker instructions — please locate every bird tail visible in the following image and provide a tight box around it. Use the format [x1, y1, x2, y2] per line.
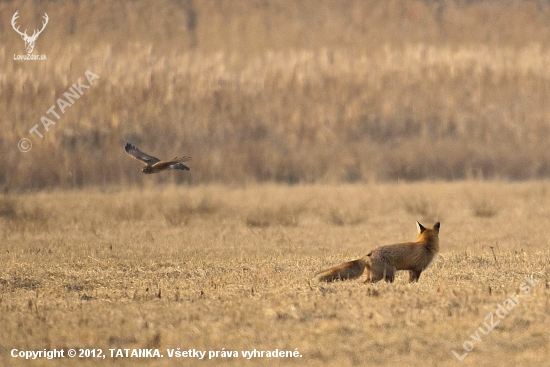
[168, 157, 191, 171]
[170, 156, 191, 163]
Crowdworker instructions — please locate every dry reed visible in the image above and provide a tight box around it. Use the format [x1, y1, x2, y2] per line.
[2, 1, 550, 191]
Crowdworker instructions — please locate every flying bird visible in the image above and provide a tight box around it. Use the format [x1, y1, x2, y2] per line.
[125, 143, 191, 174]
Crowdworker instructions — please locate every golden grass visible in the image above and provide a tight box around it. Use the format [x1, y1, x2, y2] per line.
[3, 1, 550, 189]
[2, 2, 550, 364]
[1, 181, 549, 366]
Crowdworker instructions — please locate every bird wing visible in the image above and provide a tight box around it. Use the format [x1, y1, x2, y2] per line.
[125, 143, 161, 165]
[170, 163, 190, 171]
[151, 156, 191, 171]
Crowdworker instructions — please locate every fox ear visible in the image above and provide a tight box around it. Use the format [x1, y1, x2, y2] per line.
[416, 222, 426, 234]
[433, 222, 440, 232]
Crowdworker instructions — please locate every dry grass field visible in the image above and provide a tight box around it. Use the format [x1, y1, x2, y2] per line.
[3, 1, 550, 365]
[1, 181, 549, 366]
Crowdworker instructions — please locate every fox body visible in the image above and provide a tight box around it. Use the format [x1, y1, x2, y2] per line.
[315, 222, 440, 283]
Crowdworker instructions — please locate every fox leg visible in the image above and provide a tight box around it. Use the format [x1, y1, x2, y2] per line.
[409, 270, 422, 282]
[383, 266, 396, 283]
[363, 263, 383, 283]
[364, 263, 391, 283]
[363, 269, 371, 283]
[365, 273, 383, 283]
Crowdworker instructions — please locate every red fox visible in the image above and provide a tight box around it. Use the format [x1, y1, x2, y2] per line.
[315, 222, 440, 283]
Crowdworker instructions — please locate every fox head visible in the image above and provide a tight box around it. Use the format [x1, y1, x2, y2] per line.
[416, 221, 440, 244]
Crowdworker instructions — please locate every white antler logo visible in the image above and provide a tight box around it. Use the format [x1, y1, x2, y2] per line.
[11, 11, 49, 54]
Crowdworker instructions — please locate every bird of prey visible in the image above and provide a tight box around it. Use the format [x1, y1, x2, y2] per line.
[125, 143, 191, 174]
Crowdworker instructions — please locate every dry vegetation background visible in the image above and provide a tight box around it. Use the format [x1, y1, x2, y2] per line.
[2, 0, 550, 189]
[1, 182, 549, 366]
[2, 1, 550, 366]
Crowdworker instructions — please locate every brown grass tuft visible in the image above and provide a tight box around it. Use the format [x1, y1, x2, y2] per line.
[403, 195, 441, 223]
[246, 204, 304, 227]
[471, 197, 500, 218]
[0, 196, 17, 219]
[328, 208, 367, 226]
[164, 196, 222, 226]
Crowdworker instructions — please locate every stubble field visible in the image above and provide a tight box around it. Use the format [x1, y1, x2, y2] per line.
[1, 181, 549, 366]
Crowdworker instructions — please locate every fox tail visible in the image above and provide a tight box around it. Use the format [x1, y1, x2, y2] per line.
[314, 257, 367, 282]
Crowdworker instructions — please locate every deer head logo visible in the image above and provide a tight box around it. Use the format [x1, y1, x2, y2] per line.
[11, 11, 49, 54]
